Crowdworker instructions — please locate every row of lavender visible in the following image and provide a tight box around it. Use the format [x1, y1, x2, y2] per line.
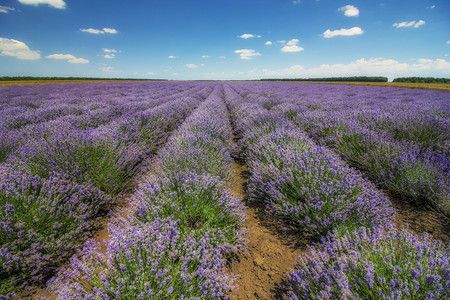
[49, 83, 246, 299]
[225, 83, 449, 299]
[242, 82, 450, 213]
[0, 82, 214, 297]
[0, 82, 203, 162]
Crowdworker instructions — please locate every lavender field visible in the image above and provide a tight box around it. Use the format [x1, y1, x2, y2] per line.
[0, 81, 448, 299]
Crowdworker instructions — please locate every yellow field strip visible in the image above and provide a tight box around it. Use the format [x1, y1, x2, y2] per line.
[284, 81, 450, 91]
[0, 80, 155, 86]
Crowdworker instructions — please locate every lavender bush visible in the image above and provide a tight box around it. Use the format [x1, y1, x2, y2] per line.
[229, 82, 449, 214]
[224, 84, 395, 239]
[0, 164, 109, 296]
[51, 218, 237, 299]
[50, 83, 246, 299]
[287, 226, 449, 299]
[13, 130, 143, 196]
[133, 172, 245, 248]
[297, 111, 449, 213]
[0, 81, 215, 297]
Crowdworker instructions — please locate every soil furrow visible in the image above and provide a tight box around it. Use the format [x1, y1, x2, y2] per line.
[225, 96, 308, 299]
[228, 162, 308, 300]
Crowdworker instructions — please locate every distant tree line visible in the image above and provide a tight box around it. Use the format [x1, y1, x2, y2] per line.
[392, 77, 450, 83]
[0, 76, 167, 81]
[260, 76, 388, 82]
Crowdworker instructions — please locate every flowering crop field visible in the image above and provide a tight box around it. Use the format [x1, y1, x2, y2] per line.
[0, 81, 448, 299]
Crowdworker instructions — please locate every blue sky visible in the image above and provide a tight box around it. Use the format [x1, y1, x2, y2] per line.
[0, 0, 449, 80]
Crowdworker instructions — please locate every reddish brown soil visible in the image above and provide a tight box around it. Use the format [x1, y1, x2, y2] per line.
[227, 162, 308, 300]
[389, 193, 450, 244]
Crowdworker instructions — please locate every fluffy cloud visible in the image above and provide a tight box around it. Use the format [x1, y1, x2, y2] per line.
[260, 58, 450, 78]
[0, 37, 40, 60]
[185, 64, 199, 69]
[281, 39, 304, 53]
[103, 48, 118, 53]
[447, 41, 450, 44]
[102, 28, 117, 34]
[46, 53, 89, 63]
[168, 55, 177, 59]
[68, 58, 89, 64]
[202, 55, 210, 58]
[323, 27, 364, 38]
[103, 54, 115, 59]
[234, 49, 261, 60]
[239, 34, 261, 39]
[45, 54, 74, 59]
[80, 28, 118, 34]
[18, 0, 65, 9]
[338, 5, 359, 17]
[0, 6, 15, 13]
[393, 20, 425, 28]
[265, 41, 273, 46]
[100, 66, 114, 72]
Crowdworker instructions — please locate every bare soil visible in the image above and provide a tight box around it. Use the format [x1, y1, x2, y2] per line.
[389, 193, 450, 244]
[227, 162, 309, 300]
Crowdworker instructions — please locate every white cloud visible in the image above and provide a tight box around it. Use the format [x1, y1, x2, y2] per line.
[293, 0, 301, 4]
[393, 20, 426, 28]
[323, 27, 364, 38]
[185, 64, 199, 69]
[80, 28, 118, 34]
[103, 54, 115, 59]
[234, 49, 261, 60]
[103, 48, 118, 53]
[81, 28, 103, 34]
[414, 20, 426, 28]
[239, 33, 261, 39]
[18, 0, 66, 9]
[46, 53, 89, 63]
[102, 28, 117, 34]
[202, 55, 210, 58]
[68, 58, 88, 64]
[219, 56, 226, 59]
[447, 41, 450, 44]
[46, 54, 75, 59]
[281, 39, 304, 53]
[265, 41, 273, 46]
[260, 57, 450, 78]
[0, 37, 40, 60]
[100, 66, 114, 72]
[338, 5, 359, 17]
[146, 72, 156, 75]
[0, 6, 15, 13]
[428, 5, 436, 9]
[168, 55, 177, 59]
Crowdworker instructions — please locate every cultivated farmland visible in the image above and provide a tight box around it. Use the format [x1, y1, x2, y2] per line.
[0, 81, 448, 299]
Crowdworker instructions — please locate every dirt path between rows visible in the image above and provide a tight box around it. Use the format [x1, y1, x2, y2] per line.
[389, 193, 450, 244]
[227, 161, 308, 300]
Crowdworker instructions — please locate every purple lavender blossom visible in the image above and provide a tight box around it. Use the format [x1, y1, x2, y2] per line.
[287, 226, 449, 299]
